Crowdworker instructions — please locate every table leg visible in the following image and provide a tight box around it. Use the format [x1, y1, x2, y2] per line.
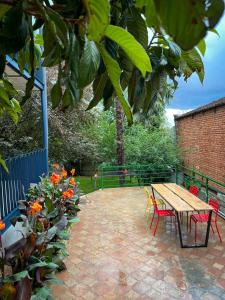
[186, 212, 189, 231]
[204, 210, 212, 247]
[176, 211, 184, 248]
[151, 186, 155, 199]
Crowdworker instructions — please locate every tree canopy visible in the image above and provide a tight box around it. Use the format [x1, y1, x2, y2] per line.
[0, 0, 224, 168]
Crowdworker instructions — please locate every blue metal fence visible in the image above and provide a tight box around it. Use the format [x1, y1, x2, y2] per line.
[0, 149, 47, 223]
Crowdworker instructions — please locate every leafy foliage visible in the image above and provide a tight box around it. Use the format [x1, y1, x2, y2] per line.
[0, 0, 223, 169]
[0, 165, 80, 299]
[0, 0, 223, 118]
[0, 88, 99, 165]
[84, 108, 178, 167]
[125, 124, 178, 166]
[153, 0, 224, 50]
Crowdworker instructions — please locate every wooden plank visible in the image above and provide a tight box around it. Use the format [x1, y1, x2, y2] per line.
[151, 184, 194, 212]
[164, 183, 212, 211]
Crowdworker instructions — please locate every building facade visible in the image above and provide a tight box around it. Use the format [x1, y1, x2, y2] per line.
[175, 98, 225, 186]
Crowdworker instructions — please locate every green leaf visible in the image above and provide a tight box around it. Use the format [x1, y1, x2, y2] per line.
[0, 155, 8, 173]
[0, 4, 11, 20]
[47, 242, 66, 250]
[42, 46, 61, 67]
[51, 80, 62, 109]
[0, 4, 28, 54]
[5, 98, 21, 124]
[78, 39, 100, 88]
[46, 226, 57, 242]
[45, 274, 64, 286]
[45, 7, 69, 48]
[98, 44, 133, 124]
[181, 48, 204, 83]
[197, 39, 206, 56]
[154, 0, 224, 50]
[0, 84, 10, 105]
[35, 33, 44, 46]
[4, 271, 29, 283]
[87, 72, 108, 110]
[105, 25, 152, 77]
[22, 76, 34, 103]
[127, 7, 148, 48]
[135, 0, 159, 29]
[166, 40, 181, 57]
[68, 217, 80, 224]
[62, 88, 73, 109]
[31, 287, 54, 300]
[28, 262, 58, 271]
[17, 49, 26, 74]
[57, 229, 70, 240]
[84, 0, 110, 41]
[0, 54, 5, 78]
[210, 28, 220, 36]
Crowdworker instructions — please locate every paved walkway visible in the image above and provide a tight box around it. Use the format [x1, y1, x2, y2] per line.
[52, 187, 225, 299]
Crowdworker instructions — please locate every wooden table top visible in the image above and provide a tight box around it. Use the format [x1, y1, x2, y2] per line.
[151, 184, 194, 212]
[164, 183, 212, 211]
[151, 183, 213, 212]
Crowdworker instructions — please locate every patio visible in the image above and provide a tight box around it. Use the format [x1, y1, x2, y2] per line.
[52, 187, 225, 300]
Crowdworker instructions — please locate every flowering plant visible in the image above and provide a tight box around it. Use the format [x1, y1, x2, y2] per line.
[0, 165, 80, 299]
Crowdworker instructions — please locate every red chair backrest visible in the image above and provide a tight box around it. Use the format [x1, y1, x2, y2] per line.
[151, 194, 158, 213]
[189, 185, 199, 196]
[209, 198, 220, 218]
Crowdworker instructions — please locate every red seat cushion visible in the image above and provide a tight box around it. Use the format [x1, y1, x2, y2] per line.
[158, 209, 175, 217]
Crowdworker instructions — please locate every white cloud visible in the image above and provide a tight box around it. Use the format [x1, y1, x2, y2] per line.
[165, 108, 191, 127]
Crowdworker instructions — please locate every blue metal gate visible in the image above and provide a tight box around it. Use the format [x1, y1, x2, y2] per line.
[0, 149, 47, 227]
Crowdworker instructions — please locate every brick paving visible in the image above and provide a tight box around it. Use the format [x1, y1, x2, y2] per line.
[52, 187, 225, 299]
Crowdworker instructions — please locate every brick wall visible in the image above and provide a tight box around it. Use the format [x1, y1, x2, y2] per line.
[175, 104, 225, 187]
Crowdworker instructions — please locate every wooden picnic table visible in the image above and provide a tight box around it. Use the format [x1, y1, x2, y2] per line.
[151, 183, 213, 248]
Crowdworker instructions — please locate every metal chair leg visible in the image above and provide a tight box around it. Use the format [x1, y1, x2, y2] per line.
[215, 222, 222, 242]
[189, 217, 192, 233]
[195, 222, 197, 242]
[210, 223, 214, 234]
[153, 216, 160, 236]
[150, 212, 155, 229]
[186, 212, 189, 231]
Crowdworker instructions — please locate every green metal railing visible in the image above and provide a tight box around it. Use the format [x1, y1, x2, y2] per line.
[98, 164, 176, 189]
[98, 164, 225, 218]
[176, 165, 225, 217]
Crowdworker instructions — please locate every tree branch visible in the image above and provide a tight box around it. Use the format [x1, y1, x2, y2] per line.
[147, 31, 157, 49]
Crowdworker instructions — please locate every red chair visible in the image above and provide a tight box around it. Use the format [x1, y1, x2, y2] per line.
[189, 185, 199, 196]
[150, 194, 176, 236]
[181, 185, 200, 227]
[189, 198, 222, 243]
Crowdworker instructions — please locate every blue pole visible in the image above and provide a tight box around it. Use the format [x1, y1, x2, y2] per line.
[41, 67, 49, 175]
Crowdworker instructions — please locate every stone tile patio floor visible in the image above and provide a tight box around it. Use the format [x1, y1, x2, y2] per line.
[52, 187, 225, 300]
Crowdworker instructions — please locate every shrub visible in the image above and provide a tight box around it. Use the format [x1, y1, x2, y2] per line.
[0, 165, 80, 299]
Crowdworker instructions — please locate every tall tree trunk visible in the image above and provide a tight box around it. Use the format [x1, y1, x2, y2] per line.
[115, 99, 125, 185]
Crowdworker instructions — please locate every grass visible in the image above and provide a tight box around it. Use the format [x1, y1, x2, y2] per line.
[76, 175, 140, 194]
[76, 176, 99, 194]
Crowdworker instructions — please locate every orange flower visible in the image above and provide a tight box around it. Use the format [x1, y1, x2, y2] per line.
[69, 178, 76, 186]
[61, 168, 67, 178]
[0, 220, 5, 231]
[62, 188, 74, 199]
[30, 201, 42, 216]
[70, 168, 75, 176]
[50, 173, 61, 185]
[53, 163, 60, 170]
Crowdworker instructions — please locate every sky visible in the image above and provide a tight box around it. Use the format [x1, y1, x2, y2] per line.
[166, 14, 225, 125]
